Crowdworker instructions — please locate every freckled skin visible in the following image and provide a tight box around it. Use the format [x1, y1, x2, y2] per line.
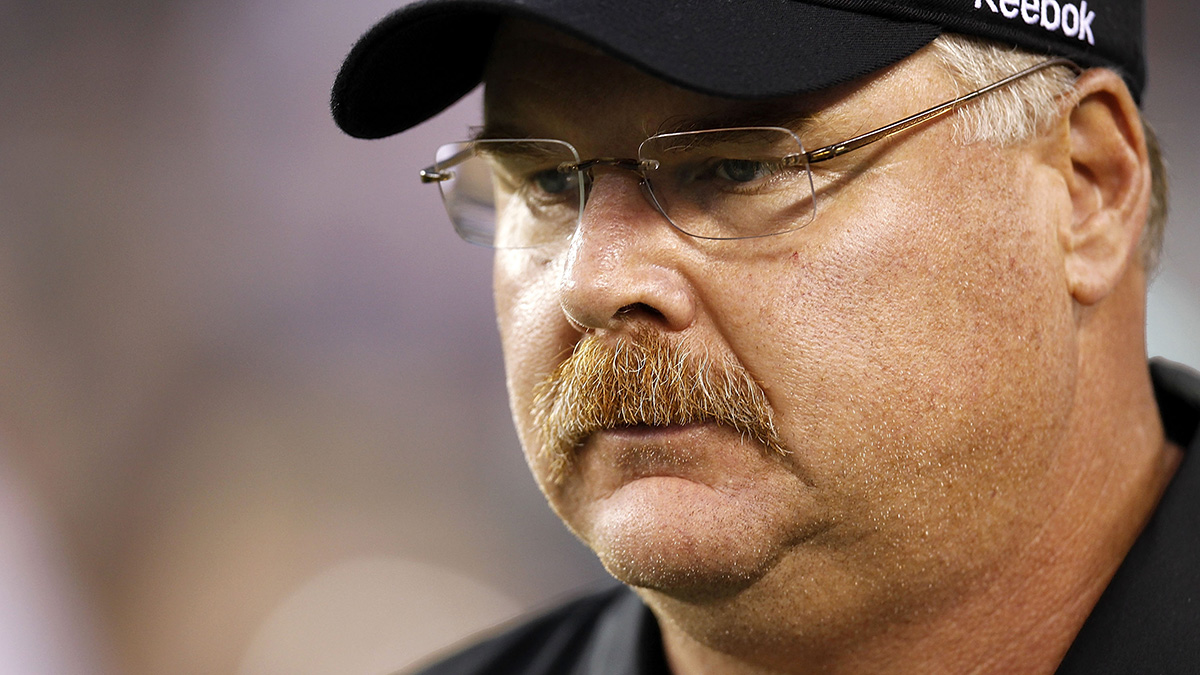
[486, 22, 1173, 675]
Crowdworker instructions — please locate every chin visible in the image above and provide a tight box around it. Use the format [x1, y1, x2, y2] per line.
[575, 477, 793, 604]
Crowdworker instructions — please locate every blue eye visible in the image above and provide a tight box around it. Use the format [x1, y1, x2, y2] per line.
[531, 168, 576, 195]
[713, 159, 772, 183]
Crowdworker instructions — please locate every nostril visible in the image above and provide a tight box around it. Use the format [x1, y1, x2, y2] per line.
[616, 302, 664, 320]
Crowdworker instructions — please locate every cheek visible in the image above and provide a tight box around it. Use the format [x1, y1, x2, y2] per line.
[765, 153, 1071, 411]
[724, 152, 1078, 548]
[493, 251, 569, 469]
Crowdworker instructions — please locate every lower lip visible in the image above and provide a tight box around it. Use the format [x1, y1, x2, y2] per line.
[581, 423, 731, 482]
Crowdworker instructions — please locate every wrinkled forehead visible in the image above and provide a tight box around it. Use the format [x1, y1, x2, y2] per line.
[481, 19, 861, 146]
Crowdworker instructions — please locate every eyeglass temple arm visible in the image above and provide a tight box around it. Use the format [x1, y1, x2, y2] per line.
[802, 58, 1082, 165]
[419, 145, 477, 183]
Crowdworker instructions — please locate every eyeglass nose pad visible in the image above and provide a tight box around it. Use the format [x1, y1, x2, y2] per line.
[578, 168, 648, 210]
[577, 160, 674, 230]
[637, 178, 674, 225]
[579, 167, 595, 203]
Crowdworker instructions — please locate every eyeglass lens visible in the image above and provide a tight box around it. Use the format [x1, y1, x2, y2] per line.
[433, 128, 816, 249]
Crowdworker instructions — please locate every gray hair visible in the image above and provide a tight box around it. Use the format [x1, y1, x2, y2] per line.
[928, 34, 1168, 274]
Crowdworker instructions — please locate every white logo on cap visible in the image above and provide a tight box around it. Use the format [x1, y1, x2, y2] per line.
[974, 0, 1096, 46]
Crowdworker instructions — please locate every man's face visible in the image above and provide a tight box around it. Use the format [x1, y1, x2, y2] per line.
[487, 25, 1081, 626]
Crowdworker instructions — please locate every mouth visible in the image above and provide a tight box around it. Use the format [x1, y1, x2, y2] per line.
[530, 329, 786, 485]
[601, 422, 708, 440]
[587, 421, 733, 456]
[579, 422, 754, 485]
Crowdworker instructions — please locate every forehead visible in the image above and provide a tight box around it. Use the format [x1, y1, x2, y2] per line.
[481, 20, 864, 144]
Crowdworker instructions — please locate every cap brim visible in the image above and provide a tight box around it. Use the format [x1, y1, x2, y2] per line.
[332, 0, 941, 139]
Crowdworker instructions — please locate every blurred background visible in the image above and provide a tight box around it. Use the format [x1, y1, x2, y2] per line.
[0, 1, 1196, 673]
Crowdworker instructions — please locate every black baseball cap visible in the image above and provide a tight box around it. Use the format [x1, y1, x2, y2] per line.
[331, 0, 1145, 140]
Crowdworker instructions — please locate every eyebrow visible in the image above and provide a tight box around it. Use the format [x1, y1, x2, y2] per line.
[473, 139, 570, 164]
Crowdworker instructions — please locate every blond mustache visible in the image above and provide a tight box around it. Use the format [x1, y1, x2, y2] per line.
[531, 330, 787, 484]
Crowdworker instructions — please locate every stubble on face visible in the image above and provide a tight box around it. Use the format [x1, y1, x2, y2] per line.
[487, 27, 1100, 665]
[530, 328, 786, 484]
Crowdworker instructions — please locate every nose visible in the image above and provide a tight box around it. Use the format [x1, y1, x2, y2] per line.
[558, 171, 697, 333]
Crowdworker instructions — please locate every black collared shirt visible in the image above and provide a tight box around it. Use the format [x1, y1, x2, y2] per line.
[417, 359, 1200, 674]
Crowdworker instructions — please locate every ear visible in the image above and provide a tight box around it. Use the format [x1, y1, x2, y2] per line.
[1059, 69, 1151, 306]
